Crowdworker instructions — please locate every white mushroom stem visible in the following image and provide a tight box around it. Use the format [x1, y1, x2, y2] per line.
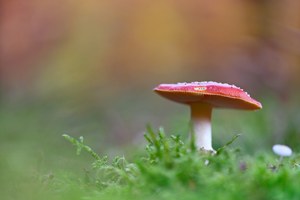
[190, 103, 214, 151]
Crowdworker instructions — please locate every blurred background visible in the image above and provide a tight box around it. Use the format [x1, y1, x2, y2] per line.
[1, 0, 300, 197]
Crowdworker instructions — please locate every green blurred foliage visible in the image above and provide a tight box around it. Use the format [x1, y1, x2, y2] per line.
[4, 127, 300, 200]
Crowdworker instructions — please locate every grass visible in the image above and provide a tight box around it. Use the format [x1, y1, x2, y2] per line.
[57, 126, 300, 200]
[1, 99, 300, 200]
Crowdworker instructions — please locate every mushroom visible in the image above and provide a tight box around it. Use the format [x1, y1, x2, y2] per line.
[154, 81, 262, 152]
[272, 144, 292, 157]
[272, 144, 292, 168]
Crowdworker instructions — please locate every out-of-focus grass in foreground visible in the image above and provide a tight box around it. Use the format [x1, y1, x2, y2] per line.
[36, 128, 300, 199]
[1, 97, 300, 200]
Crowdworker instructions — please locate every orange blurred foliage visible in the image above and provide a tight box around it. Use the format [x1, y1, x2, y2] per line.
[1, 0, 300, 101]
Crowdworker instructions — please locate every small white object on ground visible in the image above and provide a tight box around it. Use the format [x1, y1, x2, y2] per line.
[204, 160, 209, 166]
[272, 144, 293, 157]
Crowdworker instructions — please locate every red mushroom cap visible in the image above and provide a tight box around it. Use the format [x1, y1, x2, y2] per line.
[154, 81, 262, 110]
